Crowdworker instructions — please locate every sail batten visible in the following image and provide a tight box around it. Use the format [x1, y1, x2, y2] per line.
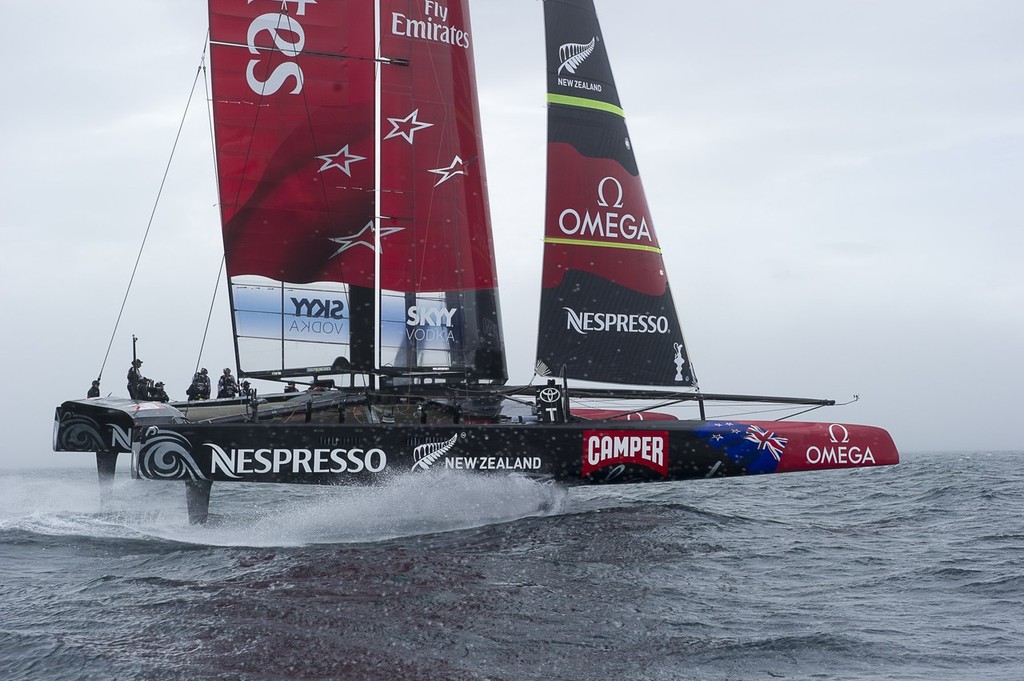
[537, 0, 696, 388]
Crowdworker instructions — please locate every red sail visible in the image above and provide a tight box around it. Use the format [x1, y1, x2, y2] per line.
[377, 0, 498, 293]
[375, 0, 506, 381]
[209, 1, 505, 382]
[209, 1, 379, 379]
[210, 1, 378, 286]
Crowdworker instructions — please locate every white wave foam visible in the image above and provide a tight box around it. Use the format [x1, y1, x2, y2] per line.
[163, 472, 568, 547]
[1, 469, 568, 548]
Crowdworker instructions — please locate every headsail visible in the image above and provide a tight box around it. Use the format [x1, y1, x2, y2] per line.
[537, 0, 695, 387]
[208, 0, 506, 384]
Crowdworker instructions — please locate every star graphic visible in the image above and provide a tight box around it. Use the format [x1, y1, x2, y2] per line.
[428, 155, 468, 187]
[328, 221, 405, 258]
[316, 145, 366, 177]
[384, 109, 434, 144]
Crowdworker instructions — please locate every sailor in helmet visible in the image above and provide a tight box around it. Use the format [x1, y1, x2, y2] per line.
[151, 381, 170, 403]
[217, 367, 238, 398]
[127, 359, 145, 399]
[187, 367, 211, 400]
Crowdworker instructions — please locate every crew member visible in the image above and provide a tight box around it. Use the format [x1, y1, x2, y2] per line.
[87, 380, 100, 398]
[187, 368, 211, 400]
[151, 381, 170, 402]
[217, 368, 238, 398]
[127, 359, 145, 399]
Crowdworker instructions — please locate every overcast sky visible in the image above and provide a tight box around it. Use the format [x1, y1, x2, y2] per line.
[1, 0, 1021, 465]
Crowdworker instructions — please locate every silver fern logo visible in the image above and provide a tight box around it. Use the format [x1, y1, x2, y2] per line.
[412, 434, 461, 471]
[558, 37, 596, 75]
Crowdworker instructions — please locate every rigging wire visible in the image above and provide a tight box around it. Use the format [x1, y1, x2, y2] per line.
[179, 255, 225, 420]
[180, 36, 230, 419]
[96, 47, 210, 384]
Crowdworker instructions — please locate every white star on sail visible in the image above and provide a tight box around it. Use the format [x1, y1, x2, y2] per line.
[384, 109, 434, 144]
[316, 145, 366, 177]
[428, 155, 468, 187]
[328, 221, 405, 258]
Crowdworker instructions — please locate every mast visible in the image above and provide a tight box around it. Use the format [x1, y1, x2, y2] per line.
[537, 0, 696, 387]
[374, 0, 383, 385]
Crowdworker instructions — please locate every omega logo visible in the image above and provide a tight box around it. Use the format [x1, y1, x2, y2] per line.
[597, 177, 624, 208]
[806, 424, 875, 466]
[557, 176, 652, 242]
[828, 424, 850, 444]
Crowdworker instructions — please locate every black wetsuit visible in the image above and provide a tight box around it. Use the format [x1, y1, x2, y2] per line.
[188, 373, 211, 400]
[127, 367, 144, 399]
[218, 375, 238, 399]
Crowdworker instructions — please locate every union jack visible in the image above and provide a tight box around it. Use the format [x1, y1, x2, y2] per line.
[744, 425, 788, 461]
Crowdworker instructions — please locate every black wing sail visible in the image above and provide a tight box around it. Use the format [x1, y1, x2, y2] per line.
[537, 0, 695, 387]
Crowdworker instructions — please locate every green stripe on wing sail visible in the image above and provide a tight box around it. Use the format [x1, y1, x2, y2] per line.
[544, 237, 662, 254]
[547, 93, 625, 118]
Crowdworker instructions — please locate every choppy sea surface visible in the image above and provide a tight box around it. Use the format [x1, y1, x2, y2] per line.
[1, 451, 1022, 680]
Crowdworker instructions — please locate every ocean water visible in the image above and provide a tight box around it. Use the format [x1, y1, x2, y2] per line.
[1, 451, 1021, 680]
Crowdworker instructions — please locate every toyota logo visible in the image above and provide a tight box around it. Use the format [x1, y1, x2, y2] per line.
[540, 387, 562, 403]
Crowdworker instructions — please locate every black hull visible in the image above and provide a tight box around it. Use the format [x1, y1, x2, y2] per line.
[132, 418, 898, 486]
[54, 396, 898, 523]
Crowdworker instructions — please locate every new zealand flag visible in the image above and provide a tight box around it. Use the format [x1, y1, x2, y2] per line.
[693, 421, 788, 475]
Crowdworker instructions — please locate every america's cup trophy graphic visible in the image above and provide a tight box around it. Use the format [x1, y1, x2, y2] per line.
[673, 343, 685, 382]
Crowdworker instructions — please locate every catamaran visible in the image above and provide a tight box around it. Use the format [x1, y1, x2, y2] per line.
[54, 0, 899, 524]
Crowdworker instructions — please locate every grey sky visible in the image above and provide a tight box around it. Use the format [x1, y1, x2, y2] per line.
[2, 1, 1021, 464]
